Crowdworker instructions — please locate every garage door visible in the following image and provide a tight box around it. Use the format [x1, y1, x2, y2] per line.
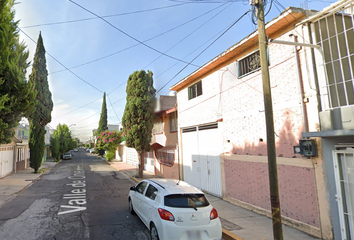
[182, 123, 222, 196]
[0, 146, 14, 178]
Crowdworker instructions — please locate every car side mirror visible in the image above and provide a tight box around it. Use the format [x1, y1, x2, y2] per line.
[130, 186, 136, 191]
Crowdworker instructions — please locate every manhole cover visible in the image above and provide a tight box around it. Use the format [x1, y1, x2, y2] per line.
[219, 217, 243, 231]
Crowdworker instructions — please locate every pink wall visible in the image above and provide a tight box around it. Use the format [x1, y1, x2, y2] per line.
[224, 159, 320, 227]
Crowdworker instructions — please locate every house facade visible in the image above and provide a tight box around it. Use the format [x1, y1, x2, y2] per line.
[151, 95, 180, 179]
[0, 137, 21, 178]
[301, 1, 354, 239]
[169, 3, 354, 238]
[119, 95, 180, 179]
[15, 124, 30, 172]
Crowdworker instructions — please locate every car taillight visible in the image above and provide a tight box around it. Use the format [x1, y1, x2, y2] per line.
[210, 208, 218, 220]
[158, 208, 175, 221]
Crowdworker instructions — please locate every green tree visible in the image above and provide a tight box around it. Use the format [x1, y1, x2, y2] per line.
[0, 0, 35, 144]
[96, 92, 108, 155]
[97, 92, 108, 134]
[53, 124, 71, 158]
[70, 139, 78, 149]
[96, 131, 122, 160]
[122, 70, 156, 178]
[28, 33, 53, 173]
[51, 136, 59, 160]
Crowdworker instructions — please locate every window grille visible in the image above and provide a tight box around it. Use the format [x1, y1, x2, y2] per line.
[238, 50, 261, 77]
[313, 5, 354, 109]
[188, 81, 203, 100]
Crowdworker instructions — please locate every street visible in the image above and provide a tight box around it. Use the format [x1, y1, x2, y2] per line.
[0, 150, 149, 240]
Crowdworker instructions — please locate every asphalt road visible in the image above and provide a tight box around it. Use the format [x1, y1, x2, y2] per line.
[0, 150, 150, 240]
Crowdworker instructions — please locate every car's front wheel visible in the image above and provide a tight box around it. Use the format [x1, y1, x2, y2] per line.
[129, 198, 135, 215]
[150, 223, 160, 240]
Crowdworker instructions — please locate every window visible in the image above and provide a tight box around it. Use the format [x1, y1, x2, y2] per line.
[153, 117, 163, 134]
[314, 11, 354, 109]
[145, 184, 158, 200]
[136, 181, 148, 194]
[155, 147, 175, 167]
[164, 194, 210, 208]
[169, 113, 177, 132]
[238, 50, 261, 77]
[188, 81, 202, 100]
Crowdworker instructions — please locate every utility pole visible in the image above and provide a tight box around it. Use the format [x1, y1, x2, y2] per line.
[254, 0, 284, 239]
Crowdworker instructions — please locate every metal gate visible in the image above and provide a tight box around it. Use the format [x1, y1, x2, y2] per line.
[333, 147, 354, 240]
[182, 123, 222, 196]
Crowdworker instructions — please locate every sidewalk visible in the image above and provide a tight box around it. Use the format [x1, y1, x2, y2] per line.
[0, 159, 322, 240]
[0, 159, 58, 208]
[108, 161, 323, 240]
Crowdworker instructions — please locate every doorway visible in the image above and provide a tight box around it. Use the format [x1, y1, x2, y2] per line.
[333, 148, 354, 240]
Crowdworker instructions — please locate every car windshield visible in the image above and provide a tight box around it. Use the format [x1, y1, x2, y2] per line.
[164, 194, 209, 208]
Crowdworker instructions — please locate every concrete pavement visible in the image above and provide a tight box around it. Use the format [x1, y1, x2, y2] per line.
[0, 159, 58, 208]
[107, 161, 323, 240]
[0, 157, 323, 240]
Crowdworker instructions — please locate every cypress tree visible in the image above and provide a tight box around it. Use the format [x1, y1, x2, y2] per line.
[122, 70, 156, 178]
[28, 33, 53, 173]
[97, 92, 108, 134]
[96, 92, 108, 155]
[0, 0, 35, 144]
[50, 135, 59, 160]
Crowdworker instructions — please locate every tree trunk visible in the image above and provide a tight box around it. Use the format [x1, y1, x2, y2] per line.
[138, 150, 144, 178]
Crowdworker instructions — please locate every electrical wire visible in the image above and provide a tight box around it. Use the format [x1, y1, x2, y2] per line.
[68, 0, 206, 68]
[157, 9, 251, 93]
[143, 1, 233, 69]
[49, 3, 227, 75]
[19, 28, 104, 93]
[21, 3, 190, 29]
[107, 94, 121, 124]
[52, 97, 102, 119]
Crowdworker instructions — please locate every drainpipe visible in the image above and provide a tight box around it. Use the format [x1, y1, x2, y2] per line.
[307, 23, 323, 114]
[291, 34, 309, 133]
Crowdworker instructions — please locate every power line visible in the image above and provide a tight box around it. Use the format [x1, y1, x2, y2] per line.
[49, 3, 226, 75]
[53, 97, 102, 119]
[21, 3, 190, 29]
[157, 9, 251, 93]
[19, 28, 104, 93]
[107, 94, 121, 124]
[143, 1, 233, 69]
[68, 0, 205, 68]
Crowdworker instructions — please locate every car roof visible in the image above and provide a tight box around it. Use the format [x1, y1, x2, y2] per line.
[146, 178, 203, 195]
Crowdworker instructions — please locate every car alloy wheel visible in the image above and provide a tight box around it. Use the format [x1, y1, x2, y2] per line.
[150, 223, 159, 240]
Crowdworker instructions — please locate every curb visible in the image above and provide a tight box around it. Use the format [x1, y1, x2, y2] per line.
[106, 161, 242, 240]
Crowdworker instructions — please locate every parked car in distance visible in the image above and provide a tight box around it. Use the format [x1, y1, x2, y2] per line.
[74, 148, 78, 152]
[128, 179, 222, 240]
[89, 148, 95, 153]
[62, 152, 72, 160]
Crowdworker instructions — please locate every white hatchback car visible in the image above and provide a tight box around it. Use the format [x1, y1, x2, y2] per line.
[128, 179, 222, 240]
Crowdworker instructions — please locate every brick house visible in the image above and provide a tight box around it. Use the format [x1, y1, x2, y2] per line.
[151, 95, 180, 179]
[119, 95, 181, 179]
[169, 4, 351, 238]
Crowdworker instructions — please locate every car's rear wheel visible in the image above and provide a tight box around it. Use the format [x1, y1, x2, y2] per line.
[150, 223, 160, 240]
[129, 198, 135, 215]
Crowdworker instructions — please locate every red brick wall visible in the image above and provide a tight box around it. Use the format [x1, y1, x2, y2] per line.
[224, 159, 320, 227]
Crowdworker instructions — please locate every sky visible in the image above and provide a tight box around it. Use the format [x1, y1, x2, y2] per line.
[14, 0, 337, 142]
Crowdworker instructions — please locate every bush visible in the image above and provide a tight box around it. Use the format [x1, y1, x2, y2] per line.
[105, 150, 115, 161]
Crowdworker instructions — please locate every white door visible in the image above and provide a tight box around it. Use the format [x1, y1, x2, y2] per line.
[333, 149, 354, 240]
[182, 127, 199, 187]
[144, 151, 154, 173]
[0, 146, 14, 178]
[182, 123, 222, 196]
